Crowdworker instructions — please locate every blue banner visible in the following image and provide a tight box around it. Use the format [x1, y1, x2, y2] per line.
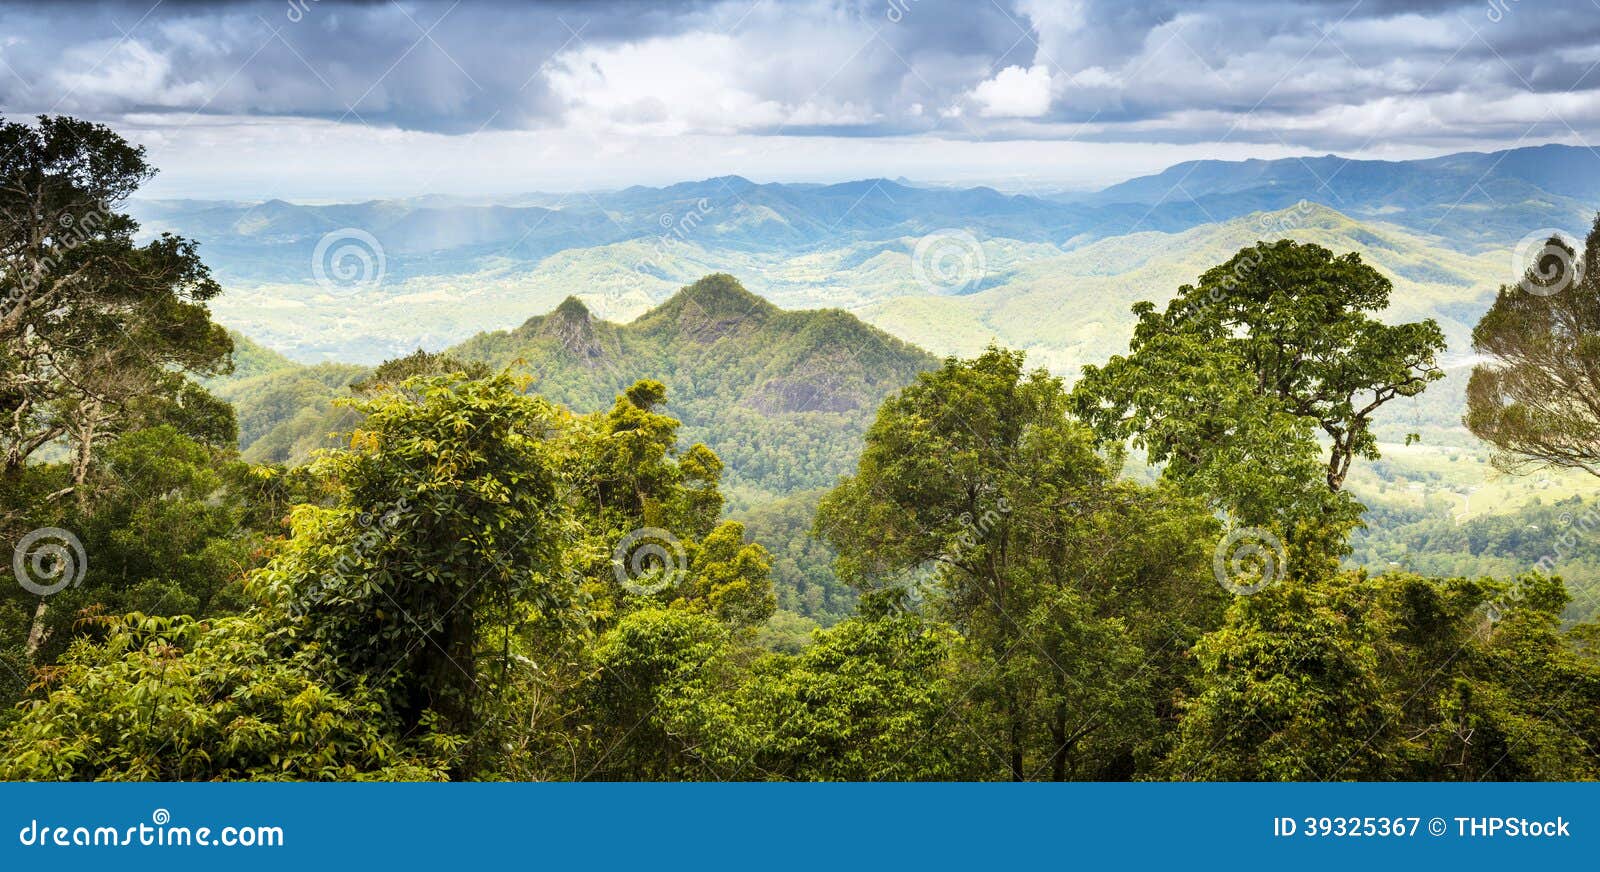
[0, 783, 1591, 870]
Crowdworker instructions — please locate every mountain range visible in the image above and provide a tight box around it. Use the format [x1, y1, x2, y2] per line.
[133, 143, 1598, 363]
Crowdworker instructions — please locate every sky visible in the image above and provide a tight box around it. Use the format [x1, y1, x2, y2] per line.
[1, 0, 1598, 200]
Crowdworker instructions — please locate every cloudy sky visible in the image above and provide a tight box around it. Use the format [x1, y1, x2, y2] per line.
[2, 0, 1598, 199]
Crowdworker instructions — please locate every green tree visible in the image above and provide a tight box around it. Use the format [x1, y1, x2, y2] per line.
[0, 116, 234, 658]
[816, 348, 1222, 779]
[552, 380, 773, 628]
[350, 349, 492, 396]
[0, 115, 233, 490]
[1073, 240, 1445, 574]
[673, 608, 970, 781]
[1168, 570, 1600, 781]
[1466, 216, 1600, 477]
[580, 607, 735, 780]
[252, 372, 573, 741]
[12, 426, 264, 664]
[1167, 573, 1400, 780]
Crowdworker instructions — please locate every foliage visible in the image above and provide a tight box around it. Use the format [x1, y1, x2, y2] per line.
[741, 490, 855, 625]
[3, 136, 1598, 786]
[817, 347, 1225, 779]
[10, 427, 265, 663]
[251, 372, 572, 737]
[1170, 570, 1600, 781]
[0, 115, 234, 491]
[1074, 239, 1446, 575]
[0, 612, 452, 781]
[674, 612, 970, 781]
[1467, 215, 1600, 476]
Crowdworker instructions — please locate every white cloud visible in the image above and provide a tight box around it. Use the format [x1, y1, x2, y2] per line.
[548, 32, 786, 136]
[52, 39, 209, 108]
[969, 64, 1054, 118]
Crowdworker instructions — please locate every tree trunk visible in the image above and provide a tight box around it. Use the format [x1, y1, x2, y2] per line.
[24, 597, 47, 657]
[1007, 689, 1025, 781]
[1049, 700, 1069, 782]
[70, 401, 99, 510]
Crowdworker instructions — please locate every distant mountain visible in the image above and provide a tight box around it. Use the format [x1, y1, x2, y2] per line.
[133, 142, 1598, 364]
[859, 203, 1501, 374]
[1082, 144, 1600, 250]
[135, 144, 1599, 287]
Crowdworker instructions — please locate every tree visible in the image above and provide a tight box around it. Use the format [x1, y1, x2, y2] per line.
[580, 607, 735, 780]
[1073, 240, 1445, 571]
[0, 115, 233, 493]
[816, 348, 1222, 779]
[1405, 573, 1600, 781]
[9, 426, 264, 664]
[251, 372, 573, 742]
[673, 520, 777, 629]
[1466, 216, 1600, 476]
[350, 348, 492, 396]
[552, 380, 768, 628]
[1167, 573, 1401, 780]
[0, 116, 234, 657]
[1168, 570, 1600, 781]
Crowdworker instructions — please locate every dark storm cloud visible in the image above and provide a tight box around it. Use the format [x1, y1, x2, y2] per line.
[0, 0, 1597, 150]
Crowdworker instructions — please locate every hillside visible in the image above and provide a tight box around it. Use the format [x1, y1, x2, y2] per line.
[204, 332, 366, 464]
[857, 203, 1504, 380]
[218, 275, 938, 500]
[450, 274, 939, 509]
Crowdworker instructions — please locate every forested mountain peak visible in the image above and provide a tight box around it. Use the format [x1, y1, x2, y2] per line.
[634, 273, 781, 341]
[524, 295, 610, 362]
[550, 295, 594, 324]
